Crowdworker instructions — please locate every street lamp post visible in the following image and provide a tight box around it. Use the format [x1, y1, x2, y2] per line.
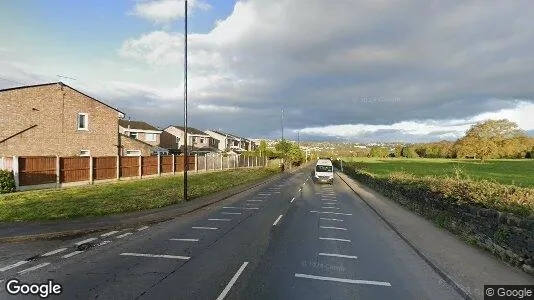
[183, 0, 189, 201]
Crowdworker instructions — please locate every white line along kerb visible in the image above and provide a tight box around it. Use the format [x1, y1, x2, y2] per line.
[319, 253, 358, 259]
[216, 262, 249, 300]
[42, 248, 68, 257]
[137, 226, 149, 231]
[273, 215, 283, 226]
[290, 197, 295, 203]
[101, 230, 119, 237]
[75, 237, 97, 246]
[0, 261, 28, 272]
[294, 273, 391, 287]
[18, 262, 50, 275]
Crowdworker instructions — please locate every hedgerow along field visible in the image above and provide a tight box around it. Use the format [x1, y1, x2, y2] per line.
[339, 158, 534, 187]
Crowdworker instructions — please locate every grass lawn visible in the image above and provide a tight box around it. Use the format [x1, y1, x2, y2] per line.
[340, 157, 534, 187]
[0, 168, 279, 222]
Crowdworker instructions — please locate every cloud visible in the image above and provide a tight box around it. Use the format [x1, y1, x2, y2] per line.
[131, 0, 211, 24]
[297, 101, 534, 142]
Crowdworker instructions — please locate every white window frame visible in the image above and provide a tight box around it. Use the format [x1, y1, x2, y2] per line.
[130, 132, 139, 139]
[176, 137, 181, 144]
[77, 113, 88, 131]
[125, 150, 141, 156]
[79, 150, 90, 156]
[200, 137, 205, 143]
[145, 133, 157, 142]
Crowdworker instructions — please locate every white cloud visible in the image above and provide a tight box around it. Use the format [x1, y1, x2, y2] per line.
[298, 101, 534, 140]
[131, 0, 211, 24]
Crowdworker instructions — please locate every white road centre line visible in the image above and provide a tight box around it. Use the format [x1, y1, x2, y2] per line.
[320, 218, 344, 222]
[216, 262, 249, 300]
[75, 237, 97, 246]
[223, 206, 259, 210]
[258, 193, 271, 196]
[62, 251, 84, 258]
[273, 215, 283, 226]
[137, 226, 149, 231]
[290, 197, 295, 203]
[310, 211, 353, 216]
[247, 199, 262, 202]
[319, 237, 351, 242]
[18, 263, 50, 275]
[100, 230, 119, 237]
[170, 238, 199, 242]
[319, 253, 358, 259]
[320, 226, 347, 231]
[221, 212, 241, 215]
[321, 207, 338, 209]
[120, 253, 190, 260]
[209, 218, 231, 221]
[192, 226, 218, 230]
[294, 273, 391, 287]
[0, 261, 28, 272]
[116, 232, 133, 239]
[42, 248, 68, 257]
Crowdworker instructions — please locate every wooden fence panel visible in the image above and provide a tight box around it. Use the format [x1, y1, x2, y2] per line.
[60, 157, 89, 183]
[19, 156, 56, 186]
[120, 157, 139, 178]
[161, 155, 173, 173]
[93, 156, 116, 180]
[187, 155, 196, 170]
[175, 156, 184, 172]
[197, 156, 206, 171]
[142, 156, 158, 176]
[222, 156, 228, 170]
[0, 157, 13, 171]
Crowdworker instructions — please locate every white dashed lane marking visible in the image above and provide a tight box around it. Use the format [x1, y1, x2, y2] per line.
[273, 215, 283, 226]
[120, 253, 190, 260]
[42, 248, 68, 257]
[101, 230, 119, 237]
[310, 211, 352, 216]
[216, 262, 249, 300]
[320, 218, 344, 222]
[0, 261, 28, 272]
[137, 226, 149, 231]
[319, 237, 351, 242]
[320, 226, 347, 231]
[170, 238, 199, 242]
[319, 253, 358, 259]
[116, 232, 133, 239]
[192, 226, 218, 230]
[62, 251, 84, 258]
[18, 262, 50, 275]
[209, 218, 231, 221]
[221, 212, 241, 215]
[294, 273, 391, 287]
[75, 237, 97, 246]
[290, 197, 295, 203]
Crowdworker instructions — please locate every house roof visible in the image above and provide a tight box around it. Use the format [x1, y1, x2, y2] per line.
[0, 82, 124, 115]
[119, 133, 156, 148]
[169, 125, 208, 136]
[119, 120, 160, 131]
[209, 130, 243, 140]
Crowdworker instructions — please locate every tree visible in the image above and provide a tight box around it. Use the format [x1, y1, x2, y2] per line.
[394, 146, 403, 158]
[369, 147, 389, 158]
[258, 140, 268, 157]
[401, 147, 419, 158]
[455, 119, 526, 161]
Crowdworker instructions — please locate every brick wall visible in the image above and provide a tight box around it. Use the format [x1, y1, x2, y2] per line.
[0, 83, 121, 157]
[120, 135, 154, 156]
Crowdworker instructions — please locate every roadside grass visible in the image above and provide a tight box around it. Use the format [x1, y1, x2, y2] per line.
[0, 168, 279, 222]
[340, 157, 534, 187]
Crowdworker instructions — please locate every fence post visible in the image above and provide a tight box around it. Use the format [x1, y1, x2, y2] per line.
[172, 154, 176, 175]
[138, 156, 142, 178]
[116, 155, 120, 180]
[227, 156, 230, 169]
[157, 153, 161, 176]
[89, 156, 94, 184]
[56, 155, 60, 187]
[0, 157, 3, 170]
[247, 156, 250, 168]
[12, 156, 19, 190]
[255, 156, 258, 167]
[220, 155, 223, 171]
[205, 154, 207, 171]
[195, 154, 198, 172]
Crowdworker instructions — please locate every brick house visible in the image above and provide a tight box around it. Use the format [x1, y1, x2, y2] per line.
[205, 130, 257, 153]
[160, 125, 219, 154]
[0, 82, 124, 157]
[118, 120, 169, 156]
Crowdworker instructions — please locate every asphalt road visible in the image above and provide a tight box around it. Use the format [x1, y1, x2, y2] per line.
[0, 166, 463, 299]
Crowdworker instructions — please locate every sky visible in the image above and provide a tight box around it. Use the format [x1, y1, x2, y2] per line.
[1, 0, 534, 142]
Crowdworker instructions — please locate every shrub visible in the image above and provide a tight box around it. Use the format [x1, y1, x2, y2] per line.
[0, 170, 16, 193]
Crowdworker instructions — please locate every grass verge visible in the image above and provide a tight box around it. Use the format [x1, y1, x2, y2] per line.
[0, 167, 279, 222]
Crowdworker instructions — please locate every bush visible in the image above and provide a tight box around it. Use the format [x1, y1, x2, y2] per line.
[0, 170, 16, 193]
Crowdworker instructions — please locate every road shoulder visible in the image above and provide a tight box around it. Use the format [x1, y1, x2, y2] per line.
[336, 171, 533, 300]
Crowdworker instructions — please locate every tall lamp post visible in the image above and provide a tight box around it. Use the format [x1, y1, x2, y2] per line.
[183, 0, 189, 201]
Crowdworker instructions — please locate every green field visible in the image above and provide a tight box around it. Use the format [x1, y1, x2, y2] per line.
[340, 158, 534, 187]
[0, 167, 278, 222]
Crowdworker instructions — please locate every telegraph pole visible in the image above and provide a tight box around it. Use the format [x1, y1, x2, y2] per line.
[281, 107, 284, 141]
[183, 0, 189, 201]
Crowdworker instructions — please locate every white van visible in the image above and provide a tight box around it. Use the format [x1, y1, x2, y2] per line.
[313, 159, 334, 184]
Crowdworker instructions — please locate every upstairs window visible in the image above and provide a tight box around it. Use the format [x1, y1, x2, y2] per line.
[145, 133, 156, 141]
[79, 150, 90, 156]
[130, 132, 138, 139]
[77, 113, 88, 130]
[200, 138, 205, 143]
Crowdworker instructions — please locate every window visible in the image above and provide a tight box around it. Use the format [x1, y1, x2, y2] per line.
[77, 113, 88, 130]
[145, 133, 156, 142]
[200, 138, 205, 143]
[130, 132, 138, 139]
[176, 137, 180, 144]
[80, 150, 90, 156]
[316, 165, 333, 172]
[125, 150, 141, 156]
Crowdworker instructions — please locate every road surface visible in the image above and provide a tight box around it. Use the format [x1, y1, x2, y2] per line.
[0, 166, 462, 299]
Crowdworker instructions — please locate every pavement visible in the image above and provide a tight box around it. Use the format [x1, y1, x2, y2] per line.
[0, 165, 528, 299]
